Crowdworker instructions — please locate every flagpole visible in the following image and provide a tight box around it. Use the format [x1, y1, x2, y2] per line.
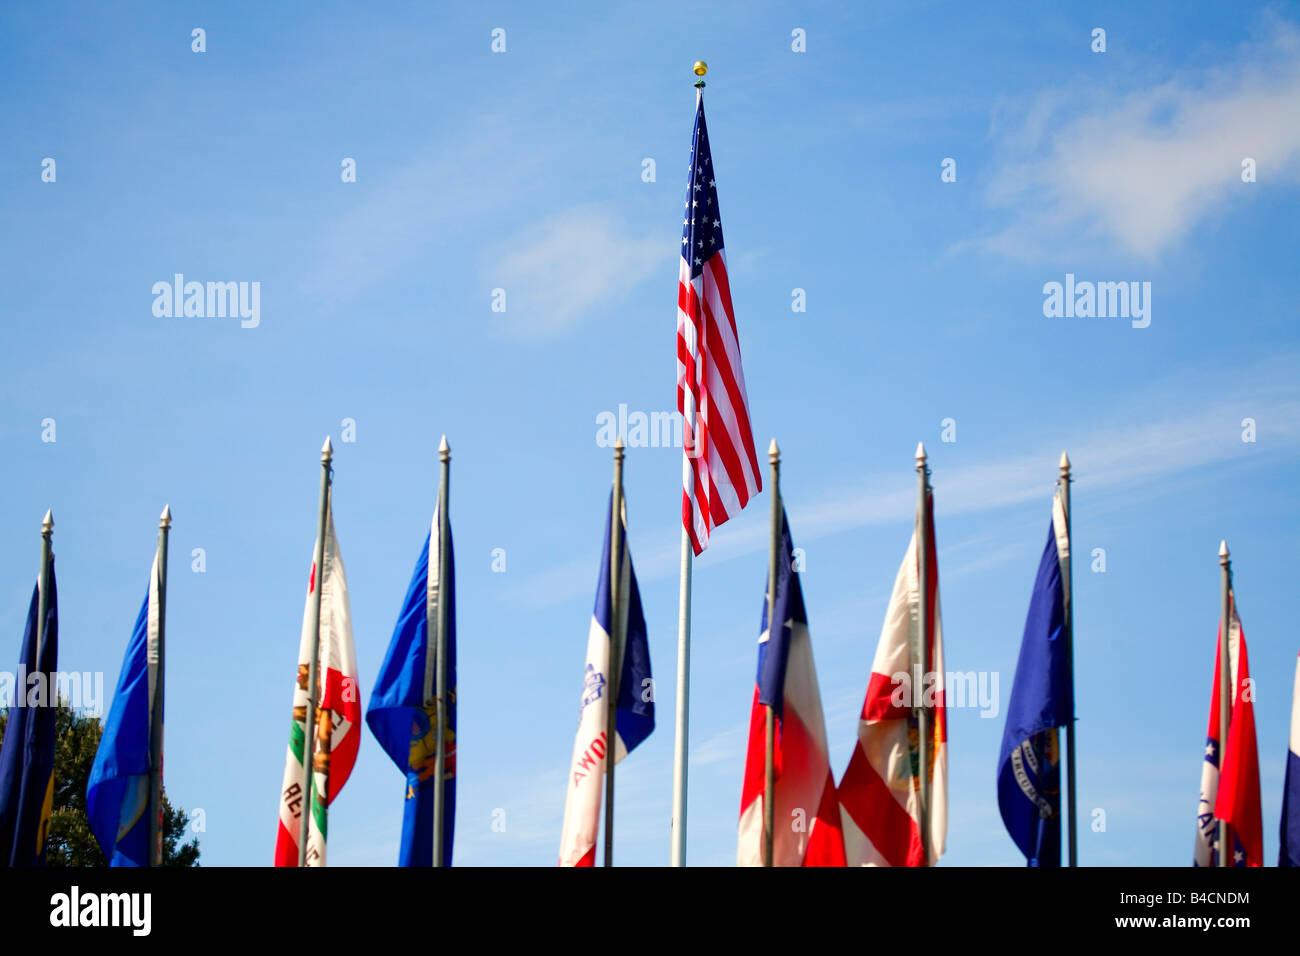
[299, 436, 333, 867]
[763, 439, 780, 867]
[671, 58, 709, 871]
[1059, 453, 1077, 867]
[1218, 539, 1232, 867]
[432, 435, 452, 867]
[149, 504, 171, 867]
[913, 443, 931, 866]
[35, 510, 53, 665]
[604, 437, 625, 866]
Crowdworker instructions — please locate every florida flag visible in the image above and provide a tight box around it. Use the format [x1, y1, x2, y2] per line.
[87, 548, 164, 866]
[737, 509, 844, 866]
[558, 492, 653, 867]
[838, 493, 947, 866]
[1193, 587, 1262, 867]
[275, 504, 361, 867]
[1281, 652, 1300, 867]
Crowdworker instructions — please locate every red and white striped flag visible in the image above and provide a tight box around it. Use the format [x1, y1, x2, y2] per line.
[838, 493, 948, 866]
[676, 92, 761, 555]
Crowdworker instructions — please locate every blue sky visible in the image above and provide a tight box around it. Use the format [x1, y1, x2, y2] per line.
[2, 1, 1298, 866]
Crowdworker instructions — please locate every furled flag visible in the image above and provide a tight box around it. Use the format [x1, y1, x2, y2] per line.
[676, 91, 761, 555]
[737, 509, 844, 866]
[87, 550, 164, 866]
[1193, 590, 1262, 866]
[274, 506, 361, 867]
[997, 492, 1072, 866]
[367, 506, 456, 866]
[838, 494, 947, 866]
[1281, 651, 1300, 867]
[0, 559, 58, 867]
[558, 493, 654, 866]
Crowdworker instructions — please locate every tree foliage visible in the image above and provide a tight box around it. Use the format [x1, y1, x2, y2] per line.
[0, 700, 199, 866]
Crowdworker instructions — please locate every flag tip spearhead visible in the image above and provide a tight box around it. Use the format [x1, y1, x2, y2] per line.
[768, 437, 779, 461]
[321, 436, 333, 458]
[614, 434, 625, 452]
[1219, 539, 1229, 559]
[1059, 450, 1070, 470]
[915, 441, 927, 463]
[439, 434, 451, 462]
[160, 504, 172, 527]
[41, 509, 53, 532]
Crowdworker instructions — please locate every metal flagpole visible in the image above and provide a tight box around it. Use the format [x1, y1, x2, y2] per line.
[299, 437, 333, 866]
[35, 510, 53, 681]
[1059, 453, 1078, 867]
[913, 443, 931, 866]
[763, 439, 780, 867]
[432, 436, 452, 867]
[671, 59, 709, 870]
[1218, 539, 1232, 867]
[149, 505, 171, 866]
[604, 437, 626, 866]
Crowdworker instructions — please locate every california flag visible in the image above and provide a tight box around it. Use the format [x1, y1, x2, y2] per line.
[274, 503, 361, 866]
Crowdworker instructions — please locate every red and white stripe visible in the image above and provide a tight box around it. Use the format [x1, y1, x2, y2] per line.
[838, 510, 948, 866]
[676, 250, 760, 554]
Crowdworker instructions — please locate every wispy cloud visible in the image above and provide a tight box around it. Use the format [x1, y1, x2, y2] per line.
[973, 22, 1300, 261]
[486, 205, 670, 340]
[509, 353, 1300, 607]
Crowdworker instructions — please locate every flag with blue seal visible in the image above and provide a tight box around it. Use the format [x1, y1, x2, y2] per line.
[997, 495, 1072, 866]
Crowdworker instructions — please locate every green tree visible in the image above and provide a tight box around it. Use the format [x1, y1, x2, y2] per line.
[0, 699, 199, 866]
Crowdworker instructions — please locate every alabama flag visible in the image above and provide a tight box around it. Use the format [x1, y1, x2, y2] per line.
[737, 509, 844, 866]
[838, 493, 947, 866]
[558, 492, 653, 867]
[1193, 586, 1262, 867]
[275, 503, 361, 866]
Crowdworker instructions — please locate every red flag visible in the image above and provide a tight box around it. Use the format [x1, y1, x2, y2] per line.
[1194, 590, 1262, 866]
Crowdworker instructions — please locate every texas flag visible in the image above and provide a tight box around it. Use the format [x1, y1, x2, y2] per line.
[274, 503, 361, 867]
[838, 493, 947, 866]
[1193, 588, 1262, 867]
[558, 492, 654, 867]
[737, 509, 844, 866]
[1282, 652, 1300, 867]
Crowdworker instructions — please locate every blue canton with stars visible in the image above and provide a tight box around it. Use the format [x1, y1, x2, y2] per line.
[682, 96, 725, 281]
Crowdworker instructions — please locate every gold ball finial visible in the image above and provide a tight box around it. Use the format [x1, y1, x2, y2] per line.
[693, 60, 708, 77]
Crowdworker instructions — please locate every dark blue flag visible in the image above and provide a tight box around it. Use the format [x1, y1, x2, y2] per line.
[367, 508, 456, 866]
[87, 554, 163, 866]
[1281, 652, 1300, 867]
[0, 559, 59, 867]
[997, 510, 1072, 866]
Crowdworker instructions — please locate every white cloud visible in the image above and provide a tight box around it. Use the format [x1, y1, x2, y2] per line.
[509, 352, 1300, 607]
[488, 206, 670, 340]
[976, 23, 1300, 261]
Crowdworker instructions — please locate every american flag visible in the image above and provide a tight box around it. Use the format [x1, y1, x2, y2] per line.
[676, 92, 761, 555]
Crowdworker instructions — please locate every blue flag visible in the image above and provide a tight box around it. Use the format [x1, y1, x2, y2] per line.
[997, 505, 1073, 866]
[87, 554, 163, 866]
[0, 559, 59, 867]
[1282, 652, 1300, 867]
[367, 508, 456, 866]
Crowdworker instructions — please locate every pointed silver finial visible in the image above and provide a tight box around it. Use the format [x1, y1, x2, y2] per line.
[613, 434, 625, 461]
[768, 438, 779, 463]
[41, 509, 54, 534]
[321, 436, 333, 460]
[439, 434, 451, 463]
[915, 441, 927, 463]
[1219, 539, 1229, 560]
[160, 504, 172, 529]
[1059, 451, 1070, 470]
